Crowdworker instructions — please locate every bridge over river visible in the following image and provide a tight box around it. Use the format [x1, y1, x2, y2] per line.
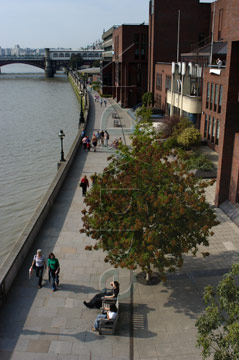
[0, 48, 103, 77]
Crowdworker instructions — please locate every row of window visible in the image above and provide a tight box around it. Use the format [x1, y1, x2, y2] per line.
[206, 82, 223, 113]
[156, 73, 171, 91]
[52, 52, 101, 58]
[204, 115, 220, 145]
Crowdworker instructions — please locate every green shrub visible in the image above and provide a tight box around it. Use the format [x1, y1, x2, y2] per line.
[177, 127, 201, 148]
[163, 136, 179, 150]
[185, 153, 214, 171]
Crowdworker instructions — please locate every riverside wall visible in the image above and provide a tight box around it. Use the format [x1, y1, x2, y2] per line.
[0, 72, 89, 306]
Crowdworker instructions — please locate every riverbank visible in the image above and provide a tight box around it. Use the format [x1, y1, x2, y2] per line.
[0, 74, 89, 305]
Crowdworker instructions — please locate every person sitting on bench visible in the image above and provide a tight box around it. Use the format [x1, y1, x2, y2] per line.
[83, 281, 119, 309]
[92, 303, 118, 331]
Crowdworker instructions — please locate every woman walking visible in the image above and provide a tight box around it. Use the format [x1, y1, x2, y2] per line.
[48, 253, 60, 292]
[80, 175, 89, 196]
[31, 249, 46, 289]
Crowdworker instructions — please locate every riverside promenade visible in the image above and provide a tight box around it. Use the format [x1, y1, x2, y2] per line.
[1, 92, 239, 360]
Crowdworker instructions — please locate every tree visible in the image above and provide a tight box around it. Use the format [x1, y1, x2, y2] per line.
[142, 92, 153, 107]
[135, 106, 152, 123]
[80, 123, 219, 280]
[196, 264, 239, 360]
[69, 54, 83, 69]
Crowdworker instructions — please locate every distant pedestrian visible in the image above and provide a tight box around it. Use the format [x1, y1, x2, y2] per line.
[103, 99, 107, 107]
[100, 98, 103, 107]
[91, 172, 98, 186]
[216, 58, 223, 68]
[87, 141, 91, 151]
[104, 130, 109, 147]
[82, 136, 88, 151]
[31, 249, 46, 289]
[81, 130, 85, 138]
[94, 95, 97, 102]
[80, 175, 89, 196]
[92, 134, 97, 152]
[48, 253, 60, 292]
[96, 130, 101, 142]
[100, 130, 104, 146]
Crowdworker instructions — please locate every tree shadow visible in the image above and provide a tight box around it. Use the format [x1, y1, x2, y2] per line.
[159, 250, 239, 319]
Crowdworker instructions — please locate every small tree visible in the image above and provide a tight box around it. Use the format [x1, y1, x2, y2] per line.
[196, 264, 239, 360]
[135, 106, 152, 123]
[177, 127, 201, 148]
[80, 123, 218, 280]
[142, 92, 153, 107]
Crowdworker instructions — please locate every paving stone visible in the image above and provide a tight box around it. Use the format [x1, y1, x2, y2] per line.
[27, 339, 50, 353]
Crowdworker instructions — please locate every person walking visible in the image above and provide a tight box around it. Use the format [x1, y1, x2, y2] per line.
[100, 130, 104, 146]
[103, 98, 107, 107]
[104, 130, 109, 147]
[82, 136, 88, 151]
[80, 175, 89, 196]
[48, 253, 60, 292]
[31, 249, 46, 289]
[100, 98, 103, 107]
[96, 130, 101, 143]
[92, 134, 97, 152]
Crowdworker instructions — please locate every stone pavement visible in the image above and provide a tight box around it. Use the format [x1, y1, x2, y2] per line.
[1, 93, 239, 360]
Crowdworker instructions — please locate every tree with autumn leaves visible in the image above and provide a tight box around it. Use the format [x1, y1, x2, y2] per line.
[80, 123, 219, 280]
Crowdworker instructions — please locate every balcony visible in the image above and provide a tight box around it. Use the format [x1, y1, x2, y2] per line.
[167, 91, 202, 114]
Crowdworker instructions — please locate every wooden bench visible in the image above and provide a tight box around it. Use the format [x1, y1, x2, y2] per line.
[113, 119, 121, 127]
[98, 299, 119, 335]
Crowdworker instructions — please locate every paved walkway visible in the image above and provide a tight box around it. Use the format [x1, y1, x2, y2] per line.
[1, 94, 239, 360]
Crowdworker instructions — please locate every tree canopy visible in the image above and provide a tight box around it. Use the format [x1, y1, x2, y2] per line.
[80, 123, 219, 280]
[196, 264, 239, 360]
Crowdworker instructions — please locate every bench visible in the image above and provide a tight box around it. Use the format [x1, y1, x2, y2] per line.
[112, 112, 119, 119]
[113, 119, 121, 127]
[98, 299, 119, 335]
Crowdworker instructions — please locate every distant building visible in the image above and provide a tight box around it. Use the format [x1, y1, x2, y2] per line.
[148, 0, 211, 97]
[112, 24, 148, 108]
[101, 26, 118, 95]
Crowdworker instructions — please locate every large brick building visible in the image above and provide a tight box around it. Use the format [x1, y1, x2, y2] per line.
[148, 0, 211, 95]
[112, 24, 148, 108]
[199, 0, 239, 206]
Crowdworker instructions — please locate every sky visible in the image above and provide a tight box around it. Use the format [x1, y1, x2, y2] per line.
[0, 0, 149, 49]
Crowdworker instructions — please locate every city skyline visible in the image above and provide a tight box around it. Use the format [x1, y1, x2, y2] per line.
[0, 0, 148, 49]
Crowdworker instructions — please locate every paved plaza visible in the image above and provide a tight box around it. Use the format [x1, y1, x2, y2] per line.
[0, 92, 239, 360]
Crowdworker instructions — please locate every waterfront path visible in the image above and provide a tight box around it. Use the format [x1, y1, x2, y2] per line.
[1, 93, 239, 360]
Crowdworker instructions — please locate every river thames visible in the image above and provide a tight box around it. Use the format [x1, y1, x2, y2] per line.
[0, 64, 80, 265]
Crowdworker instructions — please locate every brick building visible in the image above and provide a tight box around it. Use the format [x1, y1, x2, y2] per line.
[148, 0, 211, 96]
[112, 24, 148, 108]
[198, 0, 239, 206]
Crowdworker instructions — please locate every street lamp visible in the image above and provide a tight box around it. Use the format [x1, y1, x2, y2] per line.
[79, 90, 85, 127]
[58, 130, 66, 162]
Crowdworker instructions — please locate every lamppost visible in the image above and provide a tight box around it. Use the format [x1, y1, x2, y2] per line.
[58, 130, 65, 162]
[79, 90, 85, 127]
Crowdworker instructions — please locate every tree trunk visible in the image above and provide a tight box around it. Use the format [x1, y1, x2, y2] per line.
[145, 265, 152, 281]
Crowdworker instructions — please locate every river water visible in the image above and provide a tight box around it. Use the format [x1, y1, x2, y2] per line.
[0, 64, 80, 265]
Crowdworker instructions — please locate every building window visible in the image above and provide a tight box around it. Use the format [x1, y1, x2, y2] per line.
[208, 116, 211, 140]
[156, 73, 162, 91]
[165, 75, 171, 91]
[206, 82, 210, 108]
[216, 120, 220, 145]
[214, 84, 218, 112]
[204, 114, 208, 138]
[218, 85, 223, 113]
[210, 83, 214, 110]
[211, 118, 216, 143]
[218, 9, 223, 40]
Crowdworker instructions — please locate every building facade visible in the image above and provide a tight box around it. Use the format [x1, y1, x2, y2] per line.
[199, 0, 239, 206]
[101, 26, 118, 95]
[112, 24, 148, 108]
[148, 0, 211, 96]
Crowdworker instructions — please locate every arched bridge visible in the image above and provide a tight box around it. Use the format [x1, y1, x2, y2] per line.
[0, 48, 103, 78]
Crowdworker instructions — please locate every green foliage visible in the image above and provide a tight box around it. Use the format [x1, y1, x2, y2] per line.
[80, 123, 219, 280]
[177, 127, 201, 148]
[142, 92, 153, 107]
[196, 264, 239, 360]
[184, 152, 214, 172]
[172, 117, 193, 138]
[92, 81, 100, 92]
[69, 54, 83, 69]
[162, 136, 179, 150]
[135, 106, 152, 123]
